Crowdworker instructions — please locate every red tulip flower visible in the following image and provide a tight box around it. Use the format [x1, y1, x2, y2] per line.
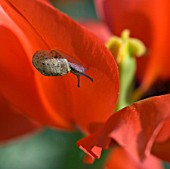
[0, 0, 119, 141]
[94, 0, 170, 95]
[1, 1, 169, 169]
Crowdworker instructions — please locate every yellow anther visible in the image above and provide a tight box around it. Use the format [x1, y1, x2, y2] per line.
[106, 29, 146, 65]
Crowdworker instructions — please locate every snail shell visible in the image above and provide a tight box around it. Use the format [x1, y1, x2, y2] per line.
[32, 50, 71, 76]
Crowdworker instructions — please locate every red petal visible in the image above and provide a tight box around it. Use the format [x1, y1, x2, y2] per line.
[77, 94, 170, 162]
[105, 148, 163, 169]
[80, 20, 112, 43]
[0, 23, 72, 129]
[152, 139, 170, 163]
[1, 0, 119, 132]
[151, 119, 170, 162]
[0, 95, 40, 143]
[95, 0, 170, 92]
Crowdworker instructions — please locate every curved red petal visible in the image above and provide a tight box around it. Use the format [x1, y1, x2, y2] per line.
[0, 95, 40, 143]
[77, 94, 170, 162]
[105, 148, 163, 169]
[0, 23, 72, 129]
[95, 0, 170, 92]
[1, 0, 119, 132]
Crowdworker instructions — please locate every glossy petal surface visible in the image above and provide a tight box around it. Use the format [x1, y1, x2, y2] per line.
[0, 95, 40, 143]
[105, 148, 163, 169]
[77, 94, 170, 162]
[0, 0, 119, 132]
[0, 22, 70, 129]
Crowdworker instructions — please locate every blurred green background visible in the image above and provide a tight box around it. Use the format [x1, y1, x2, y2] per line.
[0, 1, 169, 169]
[51, 0, 97, 20]
[0, 129, 84, 169]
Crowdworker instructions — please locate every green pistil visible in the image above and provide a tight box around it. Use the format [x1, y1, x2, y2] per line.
[106, 29, 146, 110]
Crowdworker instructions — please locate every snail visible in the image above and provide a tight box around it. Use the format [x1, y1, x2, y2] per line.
[32, 50, 93, 87]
